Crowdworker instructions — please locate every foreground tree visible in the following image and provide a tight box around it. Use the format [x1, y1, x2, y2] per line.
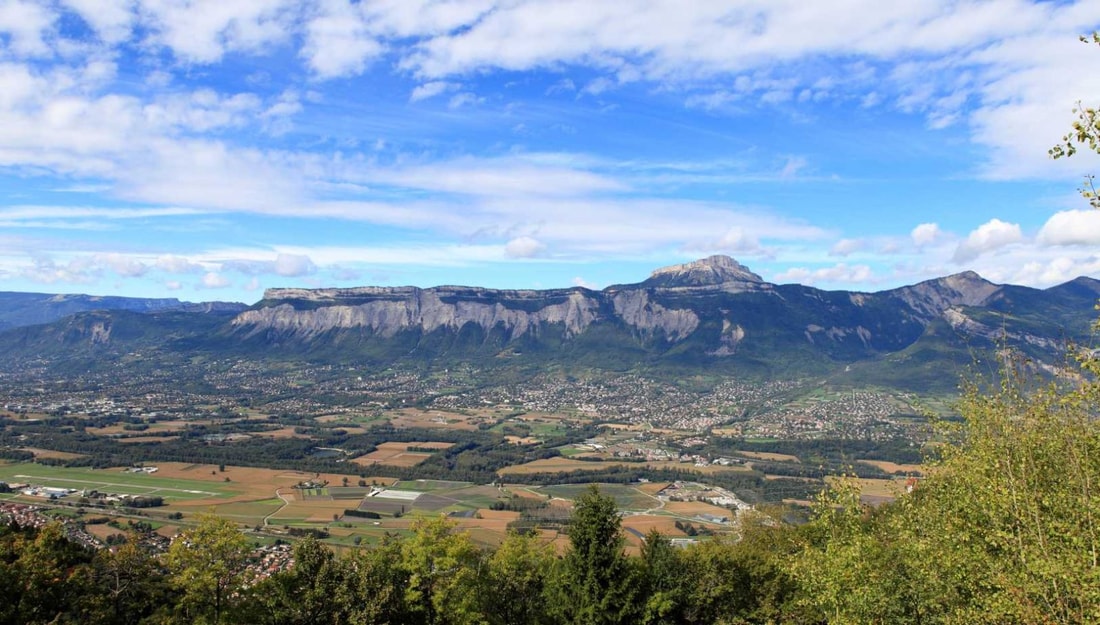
[244, 536, 348, 625]
[339, 537, 412, 625]
[552, 486, 639, 625]
[86, 535, 172, 625]
[165, 513, 251, 625]
[486, 530, 556, 625]
[0, 523, 94, 625]
[400, 516, 487, 625]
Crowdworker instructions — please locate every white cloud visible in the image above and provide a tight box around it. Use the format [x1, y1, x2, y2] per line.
[98, 253, 147, 277]
[273, 252, 316, 276]
[953, 218, 1023, 262]
[155, 254, 205, 274]
[1037, 209, 1100, 246]
[773, 263, 876, 286]
[61, 0, 134, 43]
[19, 256, 99, 284]
[409, 80, 455, 102]
[830, 238, 864, 257]
[362, 156, 627, 198]
[504, 236, 545, 258]
[0, 0, 56, 57]
[164, 279, 182, 290]
[911, 222, 944, 247]
[572, 276, 597, 289]
[301, 0, 382, 79]
[140, 0, 296, 65]
[447, 92, 484, 109]
[200, 271, 231, 288]
[696, 226, 770, 257]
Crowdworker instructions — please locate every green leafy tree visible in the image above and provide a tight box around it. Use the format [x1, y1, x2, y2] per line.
[486, 530, 556, 625]
[165, 513, 251, 625]
[553, 485, 639, 624]
[339, 537, 412, 625]
[400, 516, 488, 625]
[86, 535, 172, 625]
[244, 536, 346, 625]
[638, 529, 684, 625]
[0, 523, 95, 625]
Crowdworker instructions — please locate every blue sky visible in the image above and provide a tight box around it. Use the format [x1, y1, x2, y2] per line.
[1, 0, 1099, 303]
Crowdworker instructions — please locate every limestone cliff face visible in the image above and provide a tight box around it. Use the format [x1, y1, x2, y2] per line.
[235, 283, 704, 343]
[709, 319, 746, 356]
[237, 288, 614, 340]
[223, 256, 1089, 363]
[610, 290, 699, 340]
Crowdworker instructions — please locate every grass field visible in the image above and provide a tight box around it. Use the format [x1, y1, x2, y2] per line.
[20, 448, 86, 460]
[1, 458, 745, 549]
[736, 450, 801, 463]
[386, 408, 483, 431]
[825, 476, 908, 500]
[499, 457, 754, 476]
[540, 484, 657, 510]
[857, 459, 925, 475]
[351, 441, 450, 467]
[663, 500, 735, 518]
[0, 464, 239, 501]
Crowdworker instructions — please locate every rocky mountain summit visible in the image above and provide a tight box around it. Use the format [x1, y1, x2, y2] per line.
[638, 255, 765, 289]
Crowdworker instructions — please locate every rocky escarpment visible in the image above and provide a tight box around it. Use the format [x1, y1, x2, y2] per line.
[234, 288, 602, 339]
[2, 256, 1096, 391]
[231, 256, 1094, 361]
[234, 286, 701, 342]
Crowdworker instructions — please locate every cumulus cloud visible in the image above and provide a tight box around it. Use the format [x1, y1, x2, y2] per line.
[572, 276, 597, 289]
[911, 223, 944, 248]
[1037, 209, 1100, 246]
[773, 263, 875, 286]
[410, 81, 456, 102]
[217, 253, 317, 277]
[19, 256, 99, 284]
[273, 252, 316, 276]
[61, 0, 134, 43]
[155, 255, 205, 274]
[504, 236, 545, 258]
[98, 253, 147, 277]
[0, 0, 56, 57]
[953, 218, 1023, 263]
[716, 227, 764, 253]
[301, 0, 382, 79]
[200, 271, 231, 289]
[829, 238, 864, 257]
[141, 0, 296, 65]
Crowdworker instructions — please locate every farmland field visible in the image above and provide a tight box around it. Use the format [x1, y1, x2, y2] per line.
[19, 448, 86, 460]
[736, 450, 801, 463]
[540, 484, 657, 510]
[0, 459, 746, 549]
[351, 441, 452, 467]
[498, 457, 754, 475]
[0, 464, 238, 501]
[857, 459, 924, 475]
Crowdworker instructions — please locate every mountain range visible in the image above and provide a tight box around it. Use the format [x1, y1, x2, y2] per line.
[1, 256, 1097, 394]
